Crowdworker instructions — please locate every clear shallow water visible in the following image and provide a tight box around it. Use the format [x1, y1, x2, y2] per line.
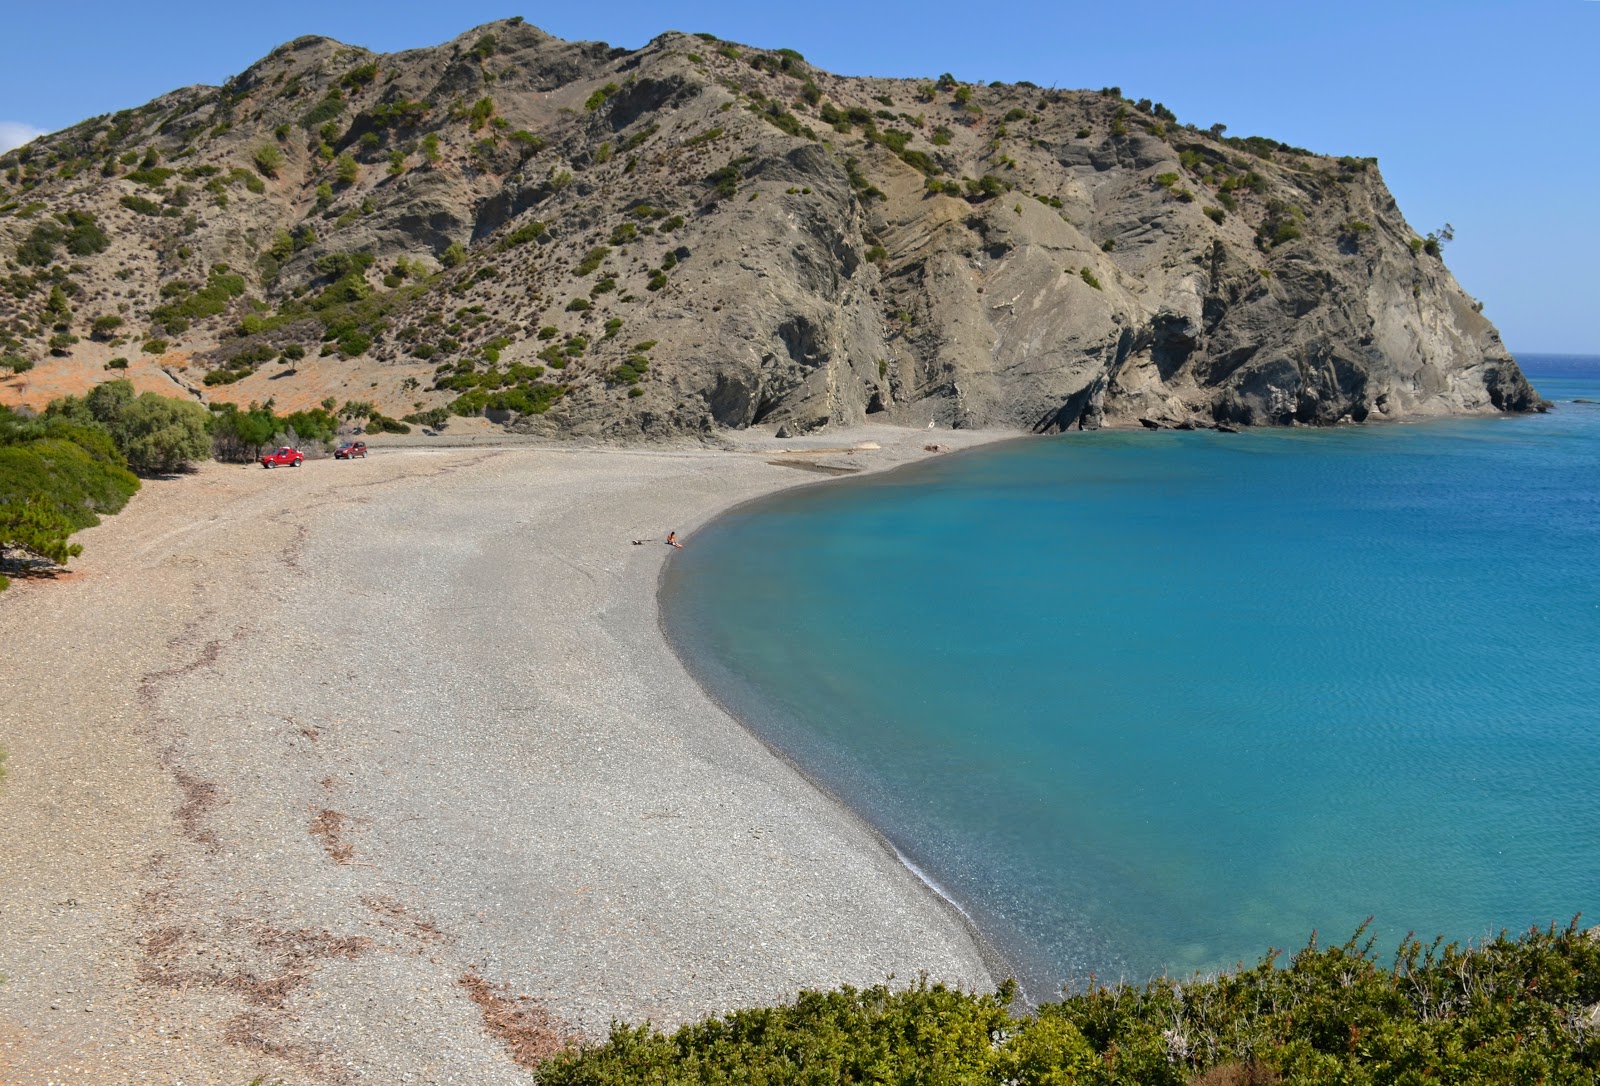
[661, 355, 1600, 997]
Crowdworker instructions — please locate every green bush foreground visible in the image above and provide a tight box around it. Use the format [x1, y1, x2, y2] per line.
[542, 922, 1599, 1086]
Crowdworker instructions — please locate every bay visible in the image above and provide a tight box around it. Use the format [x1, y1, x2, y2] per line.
[661, 355, 1600, 997]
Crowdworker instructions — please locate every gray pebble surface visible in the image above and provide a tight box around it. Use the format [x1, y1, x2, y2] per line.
[0, 426, 1014, 1083]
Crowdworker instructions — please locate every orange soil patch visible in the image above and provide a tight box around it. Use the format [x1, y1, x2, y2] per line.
[2, 343, 445, 419]
[0, 343, 199, 411]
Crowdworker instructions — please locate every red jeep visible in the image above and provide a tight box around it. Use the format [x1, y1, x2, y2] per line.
[260, 446, 304, 469]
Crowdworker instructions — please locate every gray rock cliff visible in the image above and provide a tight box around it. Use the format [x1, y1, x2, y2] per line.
[0, 20, 1537, 434]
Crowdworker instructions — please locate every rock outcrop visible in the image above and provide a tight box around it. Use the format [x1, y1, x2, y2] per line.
[0, 19, 1538, 435]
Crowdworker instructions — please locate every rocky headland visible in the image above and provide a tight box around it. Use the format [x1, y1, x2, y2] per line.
[0, 19, 1536, 435]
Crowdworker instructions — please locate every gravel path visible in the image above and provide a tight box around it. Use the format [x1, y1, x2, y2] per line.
[0, 426, 1013, 1084]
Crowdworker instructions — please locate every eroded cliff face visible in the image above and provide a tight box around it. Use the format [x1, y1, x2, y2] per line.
[0, 19, 1536, 434]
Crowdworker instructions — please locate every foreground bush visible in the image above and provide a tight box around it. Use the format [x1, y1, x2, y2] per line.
[540, 922, 1600, 1085]
[45, 379, 211, 474]
[0, 405, 139, 588]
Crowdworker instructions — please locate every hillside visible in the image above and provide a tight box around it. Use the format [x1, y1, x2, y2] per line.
[0, 19, 1537, 436]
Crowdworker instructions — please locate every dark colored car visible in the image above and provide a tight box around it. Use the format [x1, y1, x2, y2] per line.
[260, 446, 303, 468]
[334, 441, 368, 460]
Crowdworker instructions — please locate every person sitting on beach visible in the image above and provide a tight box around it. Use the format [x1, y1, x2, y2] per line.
[666, 531, 683, 548]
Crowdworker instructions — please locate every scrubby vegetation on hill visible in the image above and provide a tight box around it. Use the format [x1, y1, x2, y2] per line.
[0, 18, 1532, 437]
[541, 923, 1600, 1086]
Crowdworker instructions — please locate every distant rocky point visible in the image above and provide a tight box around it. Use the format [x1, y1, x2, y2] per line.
[0, 19, 1538, 436]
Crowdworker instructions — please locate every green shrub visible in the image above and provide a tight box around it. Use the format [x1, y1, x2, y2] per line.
[150, 266, 247, 334]
[202, 367, 247, 386]
[142, 339, 168, 354]
[363, 412, 409, 434]
[15, 210, 109, 265]
[565, 297, 591, 312]
[227, 166, 266, 194]
[0, 496, 83, 583]
[543, 924, 1600, 1086]
[1268, 221, 1303, 247]
[301, 91, 344, 129]
[647, 271, 667, 291]
[500, 220, 547, 250]
[1080, 267, 1102, 290]
[43, 379, 210, 475]
[1204, 206, 1226, 224]
[468, 97, 495, 131]
[120, 193, 162, 215]
[124, 166, 176, 187]
[105, 357, 129, 370]
[341, 62, 379, 90]
[253, 144, 284, 177]
[965, 174, 1009, 200]
[575, 246, 611, 276]
[335, 153, 359, 184]
[372, 99, 430, 129]
[541, 978, 1037, 1086]
[0, 407, 146, 585]
[707, 162, 742, 200]
[585, 83, 621, 111]
[404, 406, 452, 429]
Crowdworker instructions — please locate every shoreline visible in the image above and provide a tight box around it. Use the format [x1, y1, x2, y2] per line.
[0, 422, 1023, 1082]
[649, 434, 1040, 1002]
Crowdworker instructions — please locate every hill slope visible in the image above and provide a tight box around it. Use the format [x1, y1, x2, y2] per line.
[0, 19, 1536, 436]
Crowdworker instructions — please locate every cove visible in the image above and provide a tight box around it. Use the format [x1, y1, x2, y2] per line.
[661, 356, 1600, 998]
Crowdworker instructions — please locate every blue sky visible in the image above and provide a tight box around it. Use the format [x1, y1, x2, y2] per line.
[2, 1, 1594, 353]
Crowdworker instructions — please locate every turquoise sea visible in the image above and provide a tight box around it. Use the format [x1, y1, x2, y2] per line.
[661, 355, 1600, 998]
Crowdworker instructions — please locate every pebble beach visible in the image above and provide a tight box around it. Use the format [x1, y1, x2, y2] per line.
[0, 425, 1010, 1084]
